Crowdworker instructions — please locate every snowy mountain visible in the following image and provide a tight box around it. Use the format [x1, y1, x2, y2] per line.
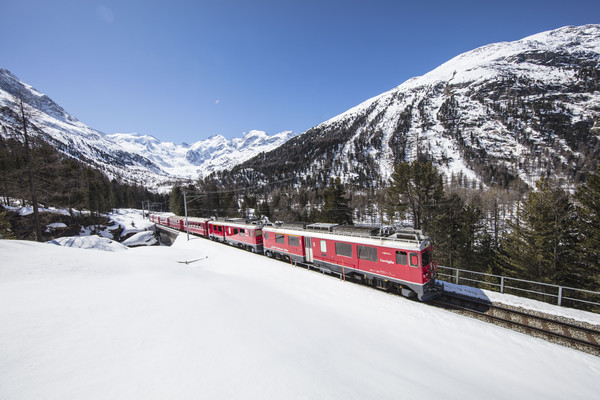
[107, 130, 296, 179]
[239, 25, 600, 190]
[0, 68, 295, 191]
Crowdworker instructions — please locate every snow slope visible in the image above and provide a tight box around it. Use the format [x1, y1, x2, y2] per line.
[1, 236, 599, 399]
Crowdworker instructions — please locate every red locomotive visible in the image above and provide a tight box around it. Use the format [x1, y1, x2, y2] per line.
[150, 214, 441, 301]
[263, 223, 438, 300]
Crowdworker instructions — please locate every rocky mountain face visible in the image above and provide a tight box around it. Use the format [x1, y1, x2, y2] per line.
[236, 25, 600, 191]
[0, 69, 295, 191]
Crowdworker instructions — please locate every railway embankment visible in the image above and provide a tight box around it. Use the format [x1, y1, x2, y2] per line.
[155, 224, 179, 246]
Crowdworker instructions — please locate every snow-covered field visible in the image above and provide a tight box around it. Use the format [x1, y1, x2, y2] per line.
[1, 233, 599, 399]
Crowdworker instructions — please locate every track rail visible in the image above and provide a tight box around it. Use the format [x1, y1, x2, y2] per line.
[432, 293, 600, 356]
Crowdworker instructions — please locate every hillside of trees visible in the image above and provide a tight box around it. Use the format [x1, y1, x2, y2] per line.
[0, 134, 167, 241]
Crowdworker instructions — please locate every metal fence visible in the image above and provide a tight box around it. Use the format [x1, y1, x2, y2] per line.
[437, 266, 600, 313]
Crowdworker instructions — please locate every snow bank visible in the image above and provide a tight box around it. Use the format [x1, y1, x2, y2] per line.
[0, 237, 599, 399]
[121, 231, 157, 247]
[443, 281, 600, 326]
[48, 235, 128, 252]
[46, 222, 67, 229]
[109, 208, 155, 237]
[5, 205, 72, 217]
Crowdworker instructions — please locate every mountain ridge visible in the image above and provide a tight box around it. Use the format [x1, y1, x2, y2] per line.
[234, 24, 600, 191]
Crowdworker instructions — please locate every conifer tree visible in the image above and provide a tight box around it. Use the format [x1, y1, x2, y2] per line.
[320, 177, 353, 224]
[430, 193, 487, 271]
[18, 99, 43, 241]
[0, 211, 15, 239]
[575, 167, 600, 289]
[499, 178, 578, 285]
[429, 193, 464, 268]
[387, 160, 444, 230]
[256, 200, 272, 220]
[169, 185, 184, 216]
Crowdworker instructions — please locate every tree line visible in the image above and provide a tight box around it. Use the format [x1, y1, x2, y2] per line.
[0, 133, 167, 240]
[386, 160, 600, 292]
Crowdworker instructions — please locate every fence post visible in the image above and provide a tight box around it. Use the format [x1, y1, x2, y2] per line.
[455, 269, 459, 284]
[558, 286, 563, 306]
[500, 277, 505, 294]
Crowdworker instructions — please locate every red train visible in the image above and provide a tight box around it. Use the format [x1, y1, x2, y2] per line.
[150, 214, 441, 301]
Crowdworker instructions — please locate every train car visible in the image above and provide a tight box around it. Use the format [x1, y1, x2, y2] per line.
[167, 215, 185, 231]
[208, 220, 226, 242]
[263, 223, 309, 262]
[223, 220, 264, 253]
[185, 217, 211, 238]
[158, 215, 171, 226]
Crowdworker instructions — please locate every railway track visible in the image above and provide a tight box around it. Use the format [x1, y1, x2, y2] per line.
[432, 293, 600, 356]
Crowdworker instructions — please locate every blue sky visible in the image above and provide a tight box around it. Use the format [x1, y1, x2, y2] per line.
[1, 0, 599, 143]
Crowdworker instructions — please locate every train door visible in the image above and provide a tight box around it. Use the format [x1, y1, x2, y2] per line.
[304, 237, 313, 262]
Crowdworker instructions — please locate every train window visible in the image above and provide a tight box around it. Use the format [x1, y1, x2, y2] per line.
[357, 245, 378, 262]
[264, 231, 269, 240]
[320, 240, 327, 253]
[276, 234, 285, 244]
[233, 228, 239, 235]
[255, 229, 262, 237]
[410, 253, 419, 268]
[289, 236, 299, 247]
[335, 242, 353, 257]
[421, 250, 431, 266]
[239, 229, 245, 237]
[396, 251, 408, 265]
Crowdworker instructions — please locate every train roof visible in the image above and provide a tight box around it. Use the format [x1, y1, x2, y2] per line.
[185, 216, 211, 223]
[211, 218, 263, 229]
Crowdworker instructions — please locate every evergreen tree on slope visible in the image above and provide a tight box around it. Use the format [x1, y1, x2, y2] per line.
[575, 167, 600, 290]
[387, 160, 444, 230]
[499, 178, 579, 285]
[320, 177, 353, 225]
